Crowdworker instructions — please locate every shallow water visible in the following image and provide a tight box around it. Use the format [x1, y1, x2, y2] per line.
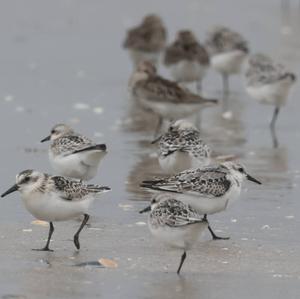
[0, 0, 300, 298]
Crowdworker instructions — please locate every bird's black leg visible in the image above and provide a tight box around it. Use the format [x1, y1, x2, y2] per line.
[204, 214, 230, 241]
[177, 251, 187, 275]
[32, 222, 54, 251]
[74, 214, 89, 250]
[154, 116, 163, 138]
[196, 80, 202, 94]
[270, 107, 280, 148]
[222, 73, 230, 112]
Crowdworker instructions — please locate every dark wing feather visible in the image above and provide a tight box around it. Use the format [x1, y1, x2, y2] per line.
[51, 176, 110, 201]
[51, 134, 94, 156]
[141, 167, 231, 197]
[150, 199, 204, 227]
[134, 76, 205, 104]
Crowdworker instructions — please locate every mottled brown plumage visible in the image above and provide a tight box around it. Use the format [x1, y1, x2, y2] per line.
[164, 30, 209, 66]
[123, 14, 167, 52]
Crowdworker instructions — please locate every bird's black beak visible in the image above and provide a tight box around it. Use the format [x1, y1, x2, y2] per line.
[246, 174, 262, 185]
[139, 205, 151, 213]
[1, 184, 19, 198]
[41, 135, 51, 143]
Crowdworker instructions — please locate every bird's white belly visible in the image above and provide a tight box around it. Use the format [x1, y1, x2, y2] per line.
[174, 183, 241, 215]
[149, 221, 206, 250]
[159, 152, 210, 174]
[169, 60, 207, 83]
[49, 151, 104, 181]
[211, 50, 247, 74]
[129, 49, 161, 67]
[21, 192, 93, 222]
[246, 81, 291, 107]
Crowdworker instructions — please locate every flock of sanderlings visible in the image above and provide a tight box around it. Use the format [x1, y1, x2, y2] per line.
[0, 13, 296, 275]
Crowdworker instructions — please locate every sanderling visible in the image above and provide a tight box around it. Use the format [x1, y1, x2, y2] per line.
[153, 119, 211, 174]
[129, 61, 218, 134]
[205, 26, 249, 111]
[245, 53, 296, 147]
[140, 193, 207, 274]
[164, 30, 210, 93]
[141, 161, 261, 240]
[41, 124, 107, 181]
[123, 14, 167, 67]
[1, 170, 110, 251]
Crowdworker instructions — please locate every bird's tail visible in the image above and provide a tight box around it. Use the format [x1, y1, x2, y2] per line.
[87, 185, 111, 193]
[72, 144, 107, 154]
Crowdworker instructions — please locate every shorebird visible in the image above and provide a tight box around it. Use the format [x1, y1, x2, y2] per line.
[205, 26, 249, 112]
[123, 14, 167, 67]
[140, 161, 261, 240]
[129, 61, 218, 134]
[153, 119, 211, 174]
[140, 193, 207, 274]
[245, 53, 296, 147]
[164, 30, 210, 93]
[1, 170, 110, 251]
[41, 124, 107, 181]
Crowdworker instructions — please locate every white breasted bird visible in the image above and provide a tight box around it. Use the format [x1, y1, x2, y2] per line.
[123, 14, 167, 67]
[141, 161, 261, 240]
[245, 53, 296, 147]
[1, 170, 111, 251]
[205, 26, 249, 113]
[41, 124, 107, 181]
[140, 194, 208, 274]
[164, 30, 210, 93]
[153, 119, 211, 174]
[129, 61, 218, 134]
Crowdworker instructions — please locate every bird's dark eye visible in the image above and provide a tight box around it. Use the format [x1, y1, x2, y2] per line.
[23, 177, 30, 183]
[238, 167, 244, 172]
[51, 130, 55, 134]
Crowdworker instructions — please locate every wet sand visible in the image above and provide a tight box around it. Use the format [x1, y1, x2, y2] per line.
[0, 1, 300, 298]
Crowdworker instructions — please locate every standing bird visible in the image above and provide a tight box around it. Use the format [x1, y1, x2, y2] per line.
[140, 194, 207, 274]
[164, 30, 210, 93]
[245, 53, 296, 148]
[123, 14, 167, 67]
[129, 61, 218, 135]
[140, 161, 261, 240]
[1, 170, 111, 251]
[205, 26, 249, 112]
[153, 119, 211, 174]
[41, 124, 107, 181]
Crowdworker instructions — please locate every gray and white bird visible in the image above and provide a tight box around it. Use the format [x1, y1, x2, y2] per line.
[164, 30, 210, 93]
[141, 161, 261, 240]
[205, 26, 249, 112]
[153, 119, 211, 174]
[140, 194, 207, 274]
[245, 53, 296, 147]
[123, 14, 167, 67]
[129, 61, 218, 134]
[41, 124, 107, 181]
[1, 170, 111, 251]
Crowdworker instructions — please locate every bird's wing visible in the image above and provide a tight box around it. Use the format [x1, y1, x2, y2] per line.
[135, 76, 207, 104]
[151, 199, 204, 227]
[246, 55, 294, 86]
[51, 134, 94, 156]
[50, 176, 110, 201]
[141, 167, 231, 197]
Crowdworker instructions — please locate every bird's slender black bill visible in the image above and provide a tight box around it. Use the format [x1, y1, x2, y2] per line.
[1, 184, 19, 197]
[246, 174, 262, 185]
[139, 206, 151, 214]
[41, 135, 51, 143]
